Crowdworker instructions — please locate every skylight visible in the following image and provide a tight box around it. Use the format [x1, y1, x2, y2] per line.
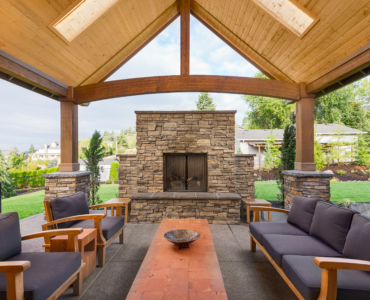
[252, 0, 318, 38]
[51, 0, 120, 42]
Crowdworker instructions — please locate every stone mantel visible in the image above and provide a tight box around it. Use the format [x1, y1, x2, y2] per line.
[281, 170, 333, 178]
[130, 192, 242, 201]
[135, 110, 237, 114]
[42, 171, 92, 178]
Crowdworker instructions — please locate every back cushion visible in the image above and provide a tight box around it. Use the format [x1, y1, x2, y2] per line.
[0, 213, 22, 260]
[50, 192, 89, 228]
[310, 201, 356, 253]
[287, 196, 320, 233]
[343, 215, 370, 261]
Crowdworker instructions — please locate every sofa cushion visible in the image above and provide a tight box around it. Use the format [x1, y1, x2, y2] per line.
[310, 201, 356, 253]
[343, 214, 370, 260]
[0, 252, 81, 300]
[287, 196, 320, 233]
[0, 213, 21, 261]
[282, 255, 370, 300]
[249, 222, 308, 246]
[262, 234, 342, 267]
[70, 216, 125, 240]
[50, 192, 89, 228]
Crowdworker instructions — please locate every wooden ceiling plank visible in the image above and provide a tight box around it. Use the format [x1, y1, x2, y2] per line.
[256, 20, 280, 54]
[291, 2, 370, 81]
[231, 0, 249, 35]
[80, 2, 179, 85]
[225, 0, 240, 29]
[241, 4, 258, 42]
[261, 24, 286, 58]
[249, 13, 271, 49]
[246, 9, 265, 46]
[265, 29, 291, 61]
[191, 1, 293, 81]
[74, 75, 301, 103]
[0, 54, 68, 96]
[235, 0, 254, 39]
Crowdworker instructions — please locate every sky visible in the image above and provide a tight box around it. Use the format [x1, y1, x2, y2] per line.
[0, 16, 259, 152]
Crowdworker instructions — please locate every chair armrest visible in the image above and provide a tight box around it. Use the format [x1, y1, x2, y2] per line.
[43, 214, 106, 228]
[22, 228, 83, 241]
[250, 206, 289, 214]
[315, 257, 370, 272]
[0, 261, 31, 273]
[89, 203, 124, 209]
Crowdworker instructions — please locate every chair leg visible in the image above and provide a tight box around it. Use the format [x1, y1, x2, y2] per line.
[250, 235, 256, 252]
[97, 246, 106, 267]
[119, 228, 124, 244]
[73, 271, 83, 296]
[6, 273, 24, 300]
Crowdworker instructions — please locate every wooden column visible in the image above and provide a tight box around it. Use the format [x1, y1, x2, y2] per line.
[180, 0, 190, 76]
[295, 85, 316, 171]
[59, 87, 80, 172]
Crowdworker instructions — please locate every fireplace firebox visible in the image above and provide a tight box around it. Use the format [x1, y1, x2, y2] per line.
[163, 153, 207, 192]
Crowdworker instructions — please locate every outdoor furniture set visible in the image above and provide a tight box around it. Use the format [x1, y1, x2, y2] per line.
[250, 196, 370, 300]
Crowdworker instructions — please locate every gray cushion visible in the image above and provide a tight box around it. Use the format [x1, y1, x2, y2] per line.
[262, 234, 342, 267]
[50, 192, 89, 228]
[0, 252, 81, 300]
[287, 196, 320, 233]
[310, 201, 356, 253]
[282, 255, 370, 300]
[249, 222, 308, 246]
[0, 213, 21, 261]
[343, 214, 370, 260]
[70, 216, 125, 240]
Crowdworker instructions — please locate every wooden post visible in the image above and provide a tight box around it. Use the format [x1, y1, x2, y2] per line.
[295, 84, 316, 171]
[180, 0, 190, 76]
[258, 145, 261, 168]
[59, 87, 80, 172]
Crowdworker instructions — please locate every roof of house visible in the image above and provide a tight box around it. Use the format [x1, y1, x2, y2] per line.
[37, 141, 61, 151]
[236, 124, 366, 142]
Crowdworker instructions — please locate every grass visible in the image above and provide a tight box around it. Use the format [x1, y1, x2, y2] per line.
[255, 181, 370, 202]
[2, 184, 119, 220]
[3, 181, 370, 220]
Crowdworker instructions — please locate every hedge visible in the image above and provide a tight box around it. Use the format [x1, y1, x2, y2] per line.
[109, 162, 119, 181]
[9, 167, 59, 189]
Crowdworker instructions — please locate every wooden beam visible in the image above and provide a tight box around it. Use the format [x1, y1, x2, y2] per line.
[190, 1, 293, 82]
[306, 47, 370, 94]
[60, 89, 79, 172]
[181, 0, 190, 76]
[0, 55, 68, 97]
[80, 3, 179, 86]
[73, 75, 301, 103]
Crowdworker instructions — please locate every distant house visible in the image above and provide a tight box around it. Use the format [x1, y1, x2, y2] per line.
[79, 156, 117, 182]
[31, 141, 61, 161]
[236, 124, 366, 168]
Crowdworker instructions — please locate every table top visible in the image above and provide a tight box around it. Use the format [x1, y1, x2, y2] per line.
[51, 228, 97, 241]
[242, 198, 271, 205]
[126, 219, 228, 300]
[106, 198, 131, 204]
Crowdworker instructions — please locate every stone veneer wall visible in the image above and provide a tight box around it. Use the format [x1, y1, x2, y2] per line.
[135, 111, 236, 193]
[43, 171, 92, 204]
[118, 154, 138, 198]
[282, 170, 333, 209]
[235, 154, 255, 199]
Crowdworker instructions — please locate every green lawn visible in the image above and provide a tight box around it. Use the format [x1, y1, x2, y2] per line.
[2, 184, 119, 220]
[2, 181, 370, 220]
[255, 181, 370, 202]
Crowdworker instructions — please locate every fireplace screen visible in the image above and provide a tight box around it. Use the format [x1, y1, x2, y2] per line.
[164, 153, 207, 192]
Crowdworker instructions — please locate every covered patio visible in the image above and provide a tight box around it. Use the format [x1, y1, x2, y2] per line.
[1, 0, 370, 299]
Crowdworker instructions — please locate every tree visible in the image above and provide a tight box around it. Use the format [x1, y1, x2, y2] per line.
[82, 131, 105, 205]
[28, 144, 36, 154]
[195, 92, 216, 111]
[274, 124, 296, 201]
[314, 126, 326, 171]
[117, 130, 128, 148]
[10, 153, 26, 170]
[0, 150, 16, 199]
[263, 128, 281, 170]
[124, 127, 136, 136]
[355, 134, 370, 166]
[242, 73, 295, 129]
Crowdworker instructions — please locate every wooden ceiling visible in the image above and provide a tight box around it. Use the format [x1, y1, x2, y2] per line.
[0, 0, 369, 92]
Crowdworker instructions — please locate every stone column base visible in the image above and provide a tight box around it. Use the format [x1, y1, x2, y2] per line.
[282, 170, 333, 209]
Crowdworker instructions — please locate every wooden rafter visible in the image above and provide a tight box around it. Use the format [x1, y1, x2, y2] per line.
[73, 75, 300, 103]
[181, 0, 190, 76]
[79, 2, 180, 86]
[190, 1, 293, 82]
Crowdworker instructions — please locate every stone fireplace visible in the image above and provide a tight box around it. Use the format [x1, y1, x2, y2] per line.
[118, 111, 255, 224]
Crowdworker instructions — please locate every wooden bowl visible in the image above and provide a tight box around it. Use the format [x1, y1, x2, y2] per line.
[164, 229, 200, 249]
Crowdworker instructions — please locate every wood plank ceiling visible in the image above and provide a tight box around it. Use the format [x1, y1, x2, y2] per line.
[0, 0, 369, 88]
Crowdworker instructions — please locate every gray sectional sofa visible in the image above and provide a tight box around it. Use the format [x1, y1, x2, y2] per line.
[249, 196, 370, 300]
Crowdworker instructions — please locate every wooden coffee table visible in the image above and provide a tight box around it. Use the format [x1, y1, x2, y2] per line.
[126, 219, 228, 300]
[50, 228, 97, 281]
[242, 198, 272, 224]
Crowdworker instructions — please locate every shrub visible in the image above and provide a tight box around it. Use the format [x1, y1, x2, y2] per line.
[110, 161, 119, 181]
[336, 170, 346, 175]
[48, 159, 58, 168]
[361, 169, 367, 175]
[351, 169, 357, 173]
[331, 177, 339, 182]
[335, 199, 355, 208]
[106, 179, 112, 184]
[9, 167, 59, 189]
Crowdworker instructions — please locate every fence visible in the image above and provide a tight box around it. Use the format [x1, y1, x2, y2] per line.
[9, 167, 58, 189]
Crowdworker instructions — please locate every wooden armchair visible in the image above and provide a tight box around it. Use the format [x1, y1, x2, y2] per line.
[43, 192, 126, 267]
[0, 212, 84, 300]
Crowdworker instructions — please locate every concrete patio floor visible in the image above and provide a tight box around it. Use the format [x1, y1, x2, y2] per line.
[20, 213, 296, 300]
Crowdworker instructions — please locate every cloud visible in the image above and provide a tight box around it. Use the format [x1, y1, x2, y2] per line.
[0, 16, 257, 151]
